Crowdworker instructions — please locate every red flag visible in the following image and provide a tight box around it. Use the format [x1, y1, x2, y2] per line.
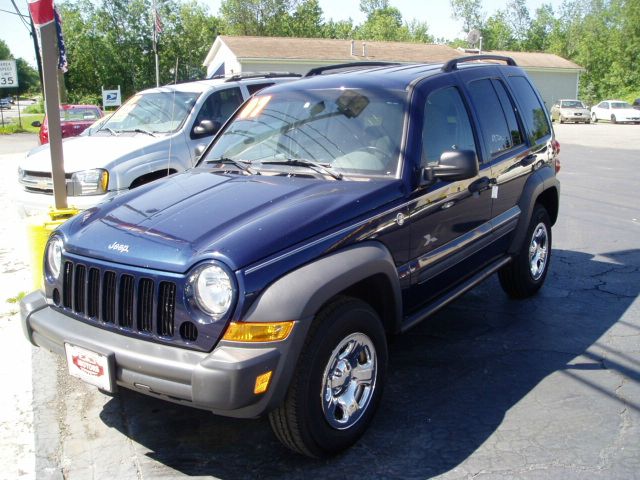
[28, 0, 55, 27]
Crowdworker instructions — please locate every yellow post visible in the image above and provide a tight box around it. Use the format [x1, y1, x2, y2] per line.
[26, 208, 79, 291]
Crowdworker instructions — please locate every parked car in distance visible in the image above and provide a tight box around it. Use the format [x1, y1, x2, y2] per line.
[21, 56, 560, 457]
[632, 98, 640, 110]
[17, 73, 300, 217]
[550, 99, 590, 123]
[590, 100, 640, 124]
[31, 104, 103, 145]
[0, 98, 11, 110]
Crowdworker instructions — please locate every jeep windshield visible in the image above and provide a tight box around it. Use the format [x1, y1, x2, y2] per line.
[203, 88, 406, 178]
[98, 91, 199, 135]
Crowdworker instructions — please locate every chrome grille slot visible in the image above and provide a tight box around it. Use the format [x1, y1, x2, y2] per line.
[74, 264, 86, 314]
[137, 278, 154, 333]
[87, 268, 100, 319]
[102, 271, 116, 323]
[158, 282, 176, 337]
[119, 274, 135, 328]
[63, 262, 73, 308]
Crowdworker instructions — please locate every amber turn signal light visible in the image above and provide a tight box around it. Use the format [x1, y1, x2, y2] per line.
[222, 321, 294, 342]
[254, 371, 273, 394]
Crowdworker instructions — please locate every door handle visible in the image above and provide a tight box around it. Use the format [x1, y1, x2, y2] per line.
[520, 154, 536, 167]
[469, 176, 492, 193]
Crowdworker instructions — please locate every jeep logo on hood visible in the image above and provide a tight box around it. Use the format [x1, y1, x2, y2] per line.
[108, 242, 130, 253]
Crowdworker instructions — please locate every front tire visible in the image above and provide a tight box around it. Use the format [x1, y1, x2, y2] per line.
[611, 114, 617, 124]
[592, 112, 598, 123]
[499, 205, 552, 299]
[269, 297, 387, 457]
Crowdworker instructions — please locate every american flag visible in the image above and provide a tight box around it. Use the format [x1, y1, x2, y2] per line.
[154, 7, 163, 35]
[54, 6, 68, 72]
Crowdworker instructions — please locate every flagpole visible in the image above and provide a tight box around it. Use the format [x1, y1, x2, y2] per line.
[153, 0, 159, 87]
[40, 20, 67, 209]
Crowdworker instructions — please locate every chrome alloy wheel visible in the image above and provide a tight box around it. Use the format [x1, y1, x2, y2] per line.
[321, 332, 377, 430]
[529, 222, 549, 281]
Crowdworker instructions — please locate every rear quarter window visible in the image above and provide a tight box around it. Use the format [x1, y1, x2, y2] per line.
[508, 76, 551, 145]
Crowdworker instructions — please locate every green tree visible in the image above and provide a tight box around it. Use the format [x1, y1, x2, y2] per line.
[219, 0, 292, 36]
[322, 19, 355, 39]
[450, 0, 483, 33]
[0, 39, 11, 60]
[505, 0, 530, 46]
[359, 0, 389, 16]
[289, 0, 324, 38]
[482, 12, 515, 50]
[524, 4, 557, 51]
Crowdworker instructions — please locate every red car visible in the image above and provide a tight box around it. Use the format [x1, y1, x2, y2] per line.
[32, 104, 103, 145]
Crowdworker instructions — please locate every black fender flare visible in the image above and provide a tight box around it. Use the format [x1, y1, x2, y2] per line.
[235, 241, 402, 415]
[509, 166, 560, 255]
[243, 241, 402, 327]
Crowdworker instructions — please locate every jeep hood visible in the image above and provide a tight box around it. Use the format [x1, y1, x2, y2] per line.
[61, 170, 403, 272]
[22, 135, 161, 172]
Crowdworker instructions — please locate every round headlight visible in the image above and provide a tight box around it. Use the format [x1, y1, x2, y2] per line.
[46, 236, 63, 279]
[194, 264, 234, 317]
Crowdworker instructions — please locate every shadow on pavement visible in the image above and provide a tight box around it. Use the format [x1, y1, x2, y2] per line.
[99, 248, 639, 479]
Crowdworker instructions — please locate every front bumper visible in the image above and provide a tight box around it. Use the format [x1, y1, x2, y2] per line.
[21, 290, 298, 418]
[559, 111, 590, 122]
[15, 188, 114, 218]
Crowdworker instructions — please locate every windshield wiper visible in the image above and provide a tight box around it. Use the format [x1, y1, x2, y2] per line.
[260, 157, 343, 180]
[124, 128, 156, 137]
[205, 157, 258, 175]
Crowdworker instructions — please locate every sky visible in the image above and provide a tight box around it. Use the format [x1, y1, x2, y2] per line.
[0, 0, 564, 68]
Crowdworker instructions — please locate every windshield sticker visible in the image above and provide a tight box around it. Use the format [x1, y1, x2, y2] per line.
[238, 95, 271, 119]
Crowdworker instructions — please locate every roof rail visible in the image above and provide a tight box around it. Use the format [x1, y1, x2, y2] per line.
[441, 55, 517, 72]
[221, 72, 302, 82]
[304, 62, 401, 77]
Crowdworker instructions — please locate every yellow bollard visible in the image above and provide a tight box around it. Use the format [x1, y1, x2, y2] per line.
[26, 208, 80, 291]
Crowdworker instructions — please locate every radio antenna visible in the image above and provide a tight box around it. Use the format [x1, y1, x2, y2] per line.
[166, 57, 179, 175]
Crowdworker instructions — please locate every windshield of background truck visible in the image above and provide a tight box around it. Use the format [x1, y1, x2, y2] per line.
[101, 91, 199, 133]
[204, 88, 406, 178]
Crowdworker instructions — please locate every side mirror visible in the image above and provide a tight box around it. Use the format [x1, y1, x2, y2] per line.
[192, 119, 220, 138]
[194, 144, 206, 160]
[31, 121, 42, 127]
[421, 150, 478, 185]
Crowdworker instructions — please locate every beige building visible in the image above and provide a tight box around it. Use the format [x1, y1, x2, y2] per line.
[203, 36, 584, 107]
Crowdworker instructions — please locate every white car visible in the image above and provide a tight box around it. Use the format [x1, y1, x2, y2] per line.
[17, 73, 299, 217]
[590, 100, 640, 124]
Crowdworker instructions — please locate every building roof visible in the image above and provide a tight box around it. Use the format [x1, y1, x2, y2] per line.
[487, 50, 582, 70]
[204, 36, 464, 65]
[204, 36, 582, 71]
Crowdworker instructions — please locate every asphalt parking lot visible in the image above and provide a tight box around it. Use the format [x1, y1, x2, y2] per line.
[2, 122, 639, 479]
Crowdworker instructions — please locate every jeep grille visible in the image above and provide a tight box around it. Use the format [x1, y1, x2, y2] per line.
[62, 260, 176, 338]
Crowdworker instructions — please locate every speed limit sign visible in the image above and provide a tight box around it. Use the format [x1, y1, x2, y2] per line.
[0, 60, 18, 87]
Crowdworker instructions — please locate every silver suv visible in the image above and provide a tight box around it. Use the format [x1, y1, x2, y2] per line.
[16, 73, 298, 216]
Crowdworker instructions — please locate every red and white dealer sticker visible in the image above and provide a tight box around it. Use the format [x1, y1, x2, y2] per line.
[64, 344, 113, 392]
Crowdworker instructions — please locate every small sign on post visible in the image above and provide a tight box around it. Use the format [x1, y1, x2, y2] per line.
[0, 60, 19, 88]
[102, 86, 121, 108]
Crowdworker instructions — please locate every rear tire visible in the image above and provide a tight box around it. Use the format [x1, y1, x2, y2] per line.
[269, 296, 387, 458]
[611, 115, 617, 124]
[499, 205, 552, 299]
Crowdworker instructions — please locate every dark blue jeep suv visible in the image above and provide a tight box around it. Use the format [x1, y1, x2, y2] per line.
[21, 56, 560, 457]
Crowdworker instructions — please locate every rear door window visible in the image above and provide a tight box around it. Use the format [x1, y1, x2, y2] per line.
[467, 79, 517, 158]
[508, 76, 551, 145]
